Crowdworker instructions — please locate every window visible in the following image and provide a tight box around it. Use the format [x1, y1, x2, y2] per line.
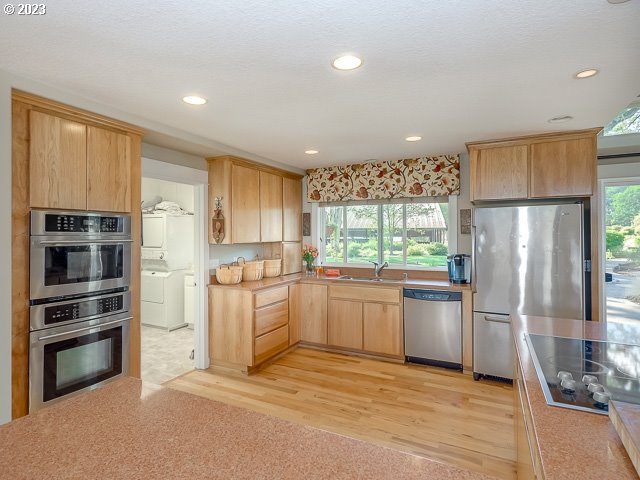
[603, 103, 640, 136]
[319, 200, 452, 268]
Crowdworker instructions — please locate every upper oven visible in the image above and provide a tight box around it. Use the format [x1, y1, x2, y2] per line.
[30, 210, 132, 301]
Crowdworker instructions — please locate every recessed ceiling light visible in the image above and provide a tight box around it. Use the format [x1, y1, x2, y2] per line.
[182, 95, 207, 105]
[607, 0, 630, 4]
[575, 69, 599, 79]
[405, 136, 422, 142]
[305, 149, 319, 155]
[548, 115, 573, 124]
[332, 55, 363, 71]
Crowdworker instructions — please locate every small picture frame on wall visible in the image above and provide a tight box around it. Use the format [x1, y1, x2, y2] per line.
[302, 213, 311, 236]
[460, 209, 471, 235]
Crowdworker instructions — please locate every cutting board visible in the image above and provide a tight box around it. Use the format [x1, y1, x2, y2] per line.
[610, 400, 640, 476]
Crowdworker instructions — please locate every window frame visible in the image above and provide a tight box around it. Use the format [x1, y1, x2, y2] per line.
[315, 196, 458, 271]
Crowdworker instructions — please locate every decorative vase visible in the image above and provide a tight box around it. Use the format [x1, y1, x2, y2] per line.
[305, 260, 315, 276]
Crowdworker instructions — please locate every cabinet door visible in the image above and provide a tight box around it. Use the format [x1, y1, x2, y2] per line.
[328, 299, 363, 350]
[363, 303, 402, 356]
[260, 171, 283, 241]
[282, 241, 302, 274]
[283, 177, 302, 241]
[288, 284, 301, 345]
[300, 284, 327, 344]
[471, 145, 528, 201]
[231, 164, 261, 243]
[529, 138, 595, 198]
[29, 110, 87, 210]
[87, 126, 131, 212]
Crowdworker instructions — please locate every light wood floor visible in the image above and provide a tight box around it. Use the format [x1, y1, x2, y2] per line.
[166, 348, 516, 479]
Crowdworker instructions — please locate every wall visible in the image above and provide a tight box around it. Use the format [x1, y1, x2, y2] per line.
[597, 156, 640, 179]
[141, 143, 207, 171]
[142, 178, 195, 213]
[0, 72, 13, 424]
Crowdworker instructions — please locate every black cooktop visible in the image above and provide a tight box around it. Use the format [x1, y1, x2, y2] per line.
[526, 334, 640, 415]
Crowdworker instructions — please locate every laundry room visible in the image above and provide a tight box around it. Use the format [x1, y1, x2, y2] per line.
[140, 177, 196, 385]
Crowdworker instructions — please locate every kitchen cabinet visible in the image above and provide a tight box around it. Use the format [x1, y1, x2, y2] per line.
[87, 126, 132, 212]
[29, 110, 87, 210]
[467, 129, 599, 203]
[259, 171, 283, 242]
[231, 164, 261, 243]
[208, 156, 303, 245]
[282, 177, 302, 241]
[325, 285, 403, 358]
[288, 284, 301, 345]
[328, 299, 363, 350]
[209, 283, 291, 372]
[299, 283, 328, 344]
[28, 109, 134, 213]
[281, 241, 302, 274]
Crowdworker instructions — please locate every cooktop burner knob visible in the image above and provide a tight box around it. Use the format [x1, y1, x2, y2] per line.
[587, 383, 605, 394]
[593, 390, 612, 405]
[557, 371, 573, 381]
[582, 374, 598, 385]
[560, 378, 577, 392]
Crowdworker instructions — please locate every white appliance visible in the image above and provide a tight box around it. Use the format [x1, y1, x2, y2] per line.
[141, 270, 188, 331]
[142, 212, 194, 271]
[184, 274, 195, 330]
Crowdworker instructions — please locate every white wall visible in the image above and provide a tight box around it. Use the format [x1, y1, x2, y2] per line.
[456, 153, 472, 254]
[598, 157, 640, 179]
[142, 178, 195, 213]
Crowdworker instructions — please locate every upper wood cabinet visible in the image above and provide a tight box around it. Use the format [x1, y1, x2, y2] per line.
[28, 109, 137, 213]
[231, 164, 261, 243]
[208, 155, 303, 244]
[259, 171, 283, 242]
[29, 110, 87, 210]
[283, 177, 302, 242]
[87, 126, 131, 212]
[467, 129, 600, 202]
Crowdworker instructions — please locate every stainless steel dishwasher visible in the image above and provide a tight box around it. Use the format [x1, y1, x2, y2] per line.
[403, 289, 462, 369]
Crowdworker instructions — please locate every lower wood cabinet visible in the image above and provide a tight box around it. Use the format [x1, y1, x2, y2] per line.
[299, 284, 328, 344]
[363, 303, 402, 356]
[328, 299, 363, 350]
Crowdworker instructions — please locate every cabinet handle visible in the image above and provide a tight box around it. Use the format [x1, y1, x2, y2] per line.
[484, 315, 511, 324]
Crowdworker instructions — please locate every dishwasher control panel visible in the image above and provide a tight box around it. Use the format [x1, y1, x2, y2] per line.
[403, 289, 461, 302]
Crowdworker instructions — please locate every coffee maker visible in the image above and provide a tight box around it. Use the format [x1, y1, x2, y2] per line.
[447, 254, 471, 284]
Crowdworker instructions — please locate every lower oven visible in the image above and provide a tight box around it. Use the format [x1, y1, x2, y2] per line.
[29, 311, 131, 412]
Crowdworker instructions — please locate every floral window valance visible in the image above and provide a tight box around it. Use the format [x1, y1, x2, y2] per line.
[306, 154, 460, 202]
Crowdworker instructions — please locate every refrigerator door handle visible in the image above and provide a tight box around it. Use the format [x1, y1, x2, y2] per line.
[471, 223, 477, 294]
[484, 315, 511, 324]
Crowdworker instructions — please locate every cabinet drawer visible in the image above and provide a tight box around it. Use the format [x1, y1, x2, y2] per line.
[254, 325, 289, 364]
[254, 300, 288, 337]
[328, 285, 399, 304]
[254, 286, 288, 308]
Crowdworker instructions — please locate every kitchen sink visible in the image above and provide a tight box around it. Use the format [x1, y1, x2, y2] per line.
[337, 275, 403, 283]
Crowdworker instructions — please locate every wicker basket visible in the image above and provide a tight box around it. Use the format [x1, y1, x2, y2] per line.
[238, 258, 264, 282]
[263, 258, 282, 278]
[215, 265, 243, 285]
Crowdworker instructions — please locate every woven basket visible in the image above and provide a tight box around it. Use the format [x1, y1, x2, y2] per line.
[215, 265, 243, 285]
[263, 258, 282, 278]
[238, 258, 264, 282]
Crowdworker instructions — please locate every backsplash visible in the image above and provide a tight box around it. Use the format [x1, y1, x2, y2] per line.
[208, 244, 265, 271]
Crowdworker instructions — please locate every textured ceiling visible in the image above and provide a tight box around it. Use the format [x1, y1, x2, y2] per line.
[1, 0, 639, 169]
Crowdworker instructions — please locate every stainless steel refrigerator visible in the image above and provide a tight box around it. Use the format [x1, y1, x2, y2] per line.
[472, 203, 588, 380]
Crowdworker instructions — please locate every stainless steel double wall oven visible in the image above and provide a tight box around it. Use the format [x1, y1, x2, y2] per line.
[29, 210, 133, 411]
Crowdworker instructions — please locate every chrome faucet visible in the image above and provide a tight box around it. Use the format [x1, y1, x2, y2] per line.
[370, 261, 389, 277]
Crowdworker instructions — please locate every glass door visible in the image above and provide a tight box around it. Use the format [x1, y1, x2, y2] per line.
[603, 181, 640, 324]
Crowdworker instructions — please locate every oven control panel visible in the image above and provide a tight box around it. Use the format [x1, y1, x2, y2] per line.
[44, 295, 125, 326]
[44, 214, 123, 233]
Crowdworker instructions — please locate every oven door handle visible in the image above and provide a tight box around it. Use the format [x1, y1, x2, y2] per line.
[37, 239, 134, 245]
[37, 317, 133, 341]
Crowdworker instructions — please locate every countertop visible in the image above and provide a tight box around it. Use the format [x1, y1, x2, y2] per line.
[209, 272, 471, 292]
[0, 378, 492, 480]
[511, 314, 638, 479]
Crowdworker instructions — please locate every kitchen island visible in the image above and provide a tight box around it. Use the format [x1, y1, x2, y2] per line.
[0, 377, 490, 480]
[512, 314, 638, 479]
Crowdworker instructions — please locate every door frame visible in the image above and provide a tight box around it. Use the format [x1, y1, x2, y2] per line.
[141, 157, 210, 369]
[597, 175, 640, 323]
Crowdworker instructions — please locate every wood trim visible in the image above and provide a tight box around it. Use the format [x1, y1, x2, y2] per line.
[12, 90, 145, 136]
[466, 128, 602, 151]
[207, 155, 303, 180]
[11, 99, 30, 419]
[128, 134, 142, 376]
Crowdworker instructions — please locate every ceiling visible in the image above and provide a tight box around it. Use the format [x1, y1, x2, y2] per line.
[1, 0, 639, 170]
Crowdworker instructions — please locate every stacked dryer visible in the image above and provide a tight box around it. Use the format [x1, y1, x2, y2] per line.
[141, 212, 194, 331]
